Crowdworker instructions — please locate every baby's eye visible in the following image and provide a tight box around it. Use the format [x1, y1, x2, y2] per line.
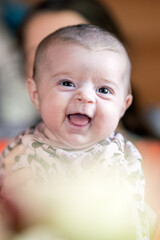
[60, 80, 75, 87]
[97, 87, 112, 94]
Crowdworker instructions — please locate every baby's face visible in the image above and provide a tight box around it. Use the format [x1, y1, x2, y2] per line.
[30, 44, 132, 149]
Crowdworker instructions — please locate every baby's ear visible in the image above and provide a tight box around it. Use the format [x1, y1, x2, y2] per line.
[120, 94, 133, 118]
[27, 78, 40, 111]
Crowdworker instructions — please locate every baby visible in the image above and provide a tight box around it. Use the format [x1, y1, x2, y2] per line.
[0, 24, 150, 239]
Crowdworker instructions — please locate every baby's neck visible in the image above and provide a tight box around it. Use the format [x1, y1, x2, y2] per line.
[42, 125, 95, 151]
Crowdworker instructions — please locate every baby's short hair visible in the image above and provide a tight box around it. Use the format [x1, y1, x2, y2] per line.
[33, 24, 131, 93]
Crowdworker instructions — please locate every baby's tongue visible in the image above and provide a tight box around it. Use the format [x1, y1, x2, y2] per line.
[69, 114, 90, 126]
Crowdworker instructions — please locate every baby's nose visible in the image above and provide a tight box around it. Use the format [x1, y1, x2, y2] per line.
[75, 90, 95, 104]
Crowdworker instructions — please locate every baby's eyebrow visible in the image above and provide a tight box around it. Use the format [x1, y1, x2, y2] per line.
[51, 72, 71, 78]
[95, 77, 119, 88]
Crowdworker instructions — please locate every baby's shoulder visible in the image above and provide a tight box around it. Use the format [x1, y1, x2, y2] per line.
[108, 132, 142, 163]
[0, 126, 36, 162]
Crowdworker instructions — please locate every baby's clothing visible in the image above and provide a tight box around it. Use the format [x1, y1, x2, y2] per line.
[0, 122, 150, 239]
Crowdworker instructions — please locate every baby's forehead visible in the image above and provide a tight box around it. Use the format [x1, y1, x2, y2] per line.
[40, 41, 130, 76]
[38, 41, 130, 77]
[44, 40, 127, 60]
[49, 42, 129, 74]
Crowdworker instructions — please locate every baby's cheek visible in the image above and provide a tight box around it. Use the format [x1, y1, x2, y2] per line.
[98, 105, 118, 123]
[41, 98, 65, 126]
[95, 109, 119, 136]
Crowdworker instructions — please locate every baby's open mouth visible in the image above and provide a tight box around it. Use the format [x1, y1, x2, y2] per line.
[67, 113, 91, 126]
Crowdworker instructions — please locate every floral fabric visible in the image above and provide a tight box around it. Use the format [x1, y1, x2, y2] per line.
[0, 122, 150, 239]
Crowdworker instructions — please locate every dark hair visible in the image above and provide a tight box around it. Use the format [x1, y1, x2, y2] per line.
[34, 0, 125, 42]
[18, 0, 126, 48]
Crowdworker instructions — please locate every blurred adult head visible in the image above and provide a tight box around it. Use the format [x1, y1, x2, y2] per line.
[18, 0, 125, 78]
